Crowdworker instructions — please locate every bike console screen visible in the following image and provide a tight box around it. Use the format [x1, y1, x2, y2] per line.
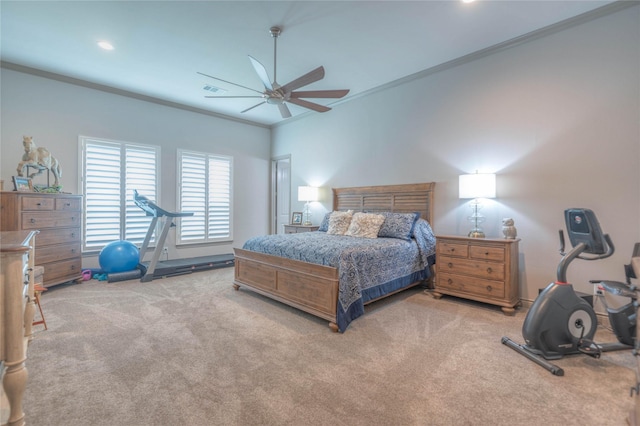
[564, 208, 606, 255]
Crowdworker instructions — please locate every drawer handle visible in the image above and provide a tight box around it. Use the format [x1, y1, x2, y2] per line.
[71, 232, 76, 237]
[487, 267, 493, 274]
[449, 248, 455, 253]
[447, 262, 453, 268]
[71, 265, 76, 270]
[36, 202, 42, 206]
[30, 218, 36, 223]
[447, 279, 453, 285]
[71, 249, 76, 253]
[486, 285, 493, 292]
[65, 202, 71, 207]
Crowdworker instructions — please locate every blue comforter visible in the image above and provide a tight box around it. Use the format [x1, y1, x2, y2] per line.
[242, 219, 437, 331]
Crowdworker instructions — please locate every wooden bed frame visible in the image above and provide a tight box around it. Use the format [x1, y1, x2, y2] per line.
[233, 182, 435, 332]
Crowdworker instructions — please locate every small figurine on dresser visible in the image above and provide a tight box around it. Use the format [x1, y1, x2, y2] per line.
[16, 136, 63, 191]
[502, 218, 517, 239]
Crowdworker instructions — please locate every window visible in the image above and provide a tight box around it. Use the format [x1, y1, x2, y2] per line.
[80, 136, 160, 252]
[177, 150, 232, 244]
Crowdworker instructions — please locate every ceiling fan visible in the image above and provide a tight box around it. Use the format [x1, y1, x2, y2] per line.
[197, 26, 349, 119]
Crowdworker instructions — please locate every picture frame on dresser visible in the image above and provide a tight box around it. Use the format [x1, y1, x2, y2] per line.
[12, 176, 33, 192]
[291, 212, 303, 225]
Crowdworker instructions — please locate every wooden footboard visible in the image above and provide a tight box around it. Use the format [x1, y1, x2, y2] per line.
[233, 248, 341, 331]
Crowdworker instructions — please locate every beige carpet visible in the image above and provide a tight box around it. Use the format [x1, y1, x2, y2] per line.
[24, 267, 635, 425]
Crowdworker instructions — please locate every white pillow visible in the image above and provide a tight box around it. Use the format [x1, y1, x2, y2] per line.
[345, 212, 385, 238]
[327, 210, 353, 235]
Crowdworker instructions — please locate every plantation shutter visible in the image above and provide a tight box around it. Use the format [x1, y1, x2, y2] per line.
[81, 137, 160, 252]
[208, 156, 232, 239]
[124, 146, 158, 242]
[178, 150, 232, 244]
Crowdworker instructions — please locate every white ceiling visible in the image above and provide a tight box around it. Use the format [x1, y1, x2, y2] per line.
[1, 1, 616, 127]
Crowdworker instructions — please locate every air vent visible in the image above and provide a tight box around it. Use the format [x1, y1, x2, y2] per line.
[202, 84, 227, 94]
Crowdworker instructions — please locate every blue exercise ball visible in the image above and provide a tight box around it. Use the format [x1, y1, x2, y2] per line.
[99, 240, 140, 273]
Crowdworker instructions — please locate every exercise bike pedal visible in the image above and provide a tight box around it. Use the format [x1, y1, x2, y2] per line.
[578, 339, 602, 358]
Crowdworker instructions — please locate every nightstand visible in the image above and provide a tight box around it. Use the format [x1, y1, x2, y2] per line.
[432, 235, 520, 315]
[283, 224, 320, 234]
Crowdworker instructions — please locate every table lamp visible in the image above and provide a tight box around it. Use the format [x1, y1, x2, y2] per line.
[298, 186, 318, 226]
[459, 172, 496, 238]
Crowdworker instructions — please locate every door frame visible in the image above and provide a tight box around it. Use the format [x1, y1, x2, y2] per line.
[271, 154, 291, 234]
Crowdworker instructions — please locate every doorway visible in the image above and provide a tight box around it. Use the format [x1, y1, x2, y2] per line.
[271, 156, 291, 234]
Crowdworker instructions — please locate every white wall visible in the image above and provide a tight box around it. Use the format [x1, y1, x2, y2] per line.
[0, 69, 272, 267]
[272, 6, 640, 304]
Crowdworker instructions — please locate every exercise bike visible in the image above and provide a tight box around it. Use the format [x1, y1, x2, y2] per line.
[502, 208, 637, 376]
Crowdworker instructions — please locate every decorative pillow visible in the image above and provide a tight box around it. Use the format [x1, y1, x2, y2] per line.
[345, 212, 385, 238]
[327, 210, 353, 235]
[378, 212, 421, 241]
[318, 212, 332, 232]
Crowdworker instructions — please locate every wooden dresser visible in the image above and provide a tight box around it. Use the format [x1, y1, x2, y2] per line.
[433, 235, 520, 315]
[1, 230, 37, 426]
[283, 225, 319, 234]
[1, 192, 83, 287]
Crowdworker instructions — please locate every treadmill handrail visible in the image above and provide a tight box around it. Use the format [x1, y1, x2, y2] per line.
[134, 190, 194, 218]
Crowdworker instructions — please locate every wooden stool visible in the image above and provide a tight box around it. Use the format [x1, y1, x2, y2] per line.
[33, 284, 48, 330]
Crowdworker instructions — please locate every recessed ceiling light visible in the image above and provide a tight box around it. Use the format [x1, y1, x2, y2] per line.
[462, 0, 476, 3]
[97, 41, 114, 50]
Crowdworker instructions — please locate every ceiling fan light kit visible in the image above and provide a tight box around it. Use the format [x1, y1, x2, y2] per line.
[198, 26, 349, 119]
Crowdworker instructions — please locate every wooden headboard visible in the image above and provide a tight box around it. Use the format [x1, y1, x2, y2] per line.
[333, 182, 435, 225]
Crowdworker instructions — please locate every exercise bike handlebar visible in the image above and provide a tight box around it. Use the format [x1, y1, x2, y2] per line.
[557, 232, 615, 283]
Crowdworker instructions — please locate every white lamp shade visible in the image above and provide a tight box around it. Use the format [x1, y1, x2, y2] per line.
[459, 173, 496, 199]
[298, 186, 318, 202]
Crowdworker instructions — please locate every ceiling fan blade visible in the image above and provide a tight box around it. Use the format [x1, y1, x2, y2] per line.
[278, 103, 292, 119]
[197, 71, 263, 95]
[290, 89, 349, 99]
[248, 55, 273, 91]
[280, 66, 325, 94]
[287, 97, 331, 113]
[205, 95, 263, 99]
[241, 101, 267, 113]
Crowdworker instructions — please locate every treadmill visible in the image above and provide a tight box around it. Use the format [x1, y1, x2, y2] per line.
[133, 190, 234, 282]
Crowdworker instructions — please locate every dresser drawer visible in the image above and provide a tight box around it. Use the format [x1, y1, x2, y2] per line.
[35, 242, 81, 265]
[438, 242, 468, 258]
[469, 245, 505, 262]
[36, 227, 81, 245]
[43, 258, 82, 286]
[437, 272, 505, 299]
[21, 211, 81, 230]
[438, 256, 505, 281]
[21, 196, 55, 211]
[55, 197, 81, 211]
[283, 225, 319, 233]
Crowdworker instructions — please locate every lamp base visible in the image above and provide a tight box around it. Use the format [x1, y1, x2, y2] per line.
[468, 230, 486, 238]
[303, 221, 313, 226]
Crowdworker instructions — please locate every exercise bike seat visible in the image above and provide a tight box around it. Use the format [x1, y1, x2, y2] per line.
[600, 280, 637, 299]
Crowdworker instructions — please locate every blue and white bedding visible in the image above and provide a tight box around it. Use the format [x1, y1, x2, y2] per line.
[242, 218, 437, 331]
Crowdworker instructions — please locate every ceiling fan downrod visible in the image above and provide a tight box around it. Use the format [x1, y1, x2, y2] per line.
[270, 26, 281, 84]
